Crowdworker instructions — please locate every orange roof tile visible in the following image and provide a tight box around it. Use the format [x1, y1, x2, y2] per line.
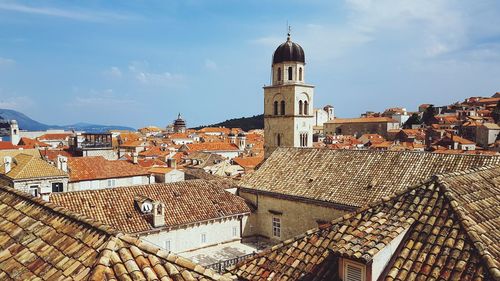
[68, 156, 149, 182]
[327, 117, 398, 124]
[184, 142, 240, 152]
[37, 133, 72, 140]
[233, 156, 265, 169]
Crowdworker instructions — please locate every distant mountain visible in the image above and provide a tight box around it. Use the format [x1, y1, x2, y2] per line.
[194, 114, 263, 131]
[0, 109, 135, 133]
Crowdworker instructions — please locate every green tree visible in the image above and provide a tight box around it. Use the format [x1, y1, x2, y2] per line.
[403, 113, 422, 129]
[421, 105, 436, 126]
[492, 101, 500, 123]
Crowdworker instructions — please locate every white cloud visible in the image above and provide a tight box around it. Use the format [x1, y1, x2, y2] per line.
[128, 61, 184, 86]
[0, 57, 15, 66]
[204, 59, 217, 70]
[0, 2, 136, 22]
[70, 89, 135, 107]
[0, 93, 34, 110]
[103, 66, 122, 78]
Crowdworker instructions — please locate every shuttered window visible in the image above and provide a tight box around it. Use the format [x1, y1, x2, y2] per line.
[344, 261, 365, 281]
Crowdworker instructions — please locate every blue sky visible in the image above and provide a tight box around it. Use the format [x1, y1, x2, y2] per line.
[0, 0, 499, 128]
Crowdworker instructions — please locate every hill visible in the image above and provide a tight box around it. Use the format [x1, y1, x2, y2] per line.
[194, 114, 263, 131]
[0, 109, 135, 133]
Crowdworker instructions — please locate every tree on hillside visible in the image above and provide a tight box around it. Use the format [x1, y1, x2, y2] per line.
[421, 105, 437, 126]
[403, 113, 422, 129]
[492, 101, 500, 123]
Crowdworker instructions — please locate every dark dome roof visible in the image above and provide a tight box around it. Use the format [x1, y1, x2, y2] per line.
[228, 132, 236, 137]
[174, 113, 186, 127]
[272, 35, 305, 64]
[237, 132, 246, 137]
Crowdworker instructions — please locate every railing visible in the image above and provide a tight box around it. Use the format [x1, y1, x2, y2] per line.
[206, 252, 256, 273]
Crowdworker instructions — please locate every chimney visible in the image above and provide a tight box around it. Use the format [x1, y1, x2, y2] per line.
[167, 158, 177, 169]
[152, 201, 165, 227]
[57, 155, 68, 172]
[4, 156, 12, 173]
[132, 152, 138, 164]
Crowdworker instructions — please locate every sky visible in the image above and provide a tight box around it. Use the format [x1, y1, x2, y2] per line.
[0, 0, 499, 128]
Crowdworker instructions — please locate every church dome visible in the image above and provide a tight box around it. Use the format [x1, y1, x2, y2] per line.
[173, 113, 186, 127]
[272, 34, 305, 64]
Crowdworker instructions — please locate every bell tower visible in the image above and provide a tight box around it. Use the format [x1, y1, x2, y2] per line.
[264, 32, 314, 158]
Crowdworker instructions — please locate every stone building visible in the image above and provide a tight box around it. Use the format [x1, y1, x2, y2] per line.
[0, 184, 232, 280]
[173, 113, 187, 133]
[50, 180, 250, 255]
[476, 123, 500, 148]
[0, 153, 68, 200]
[324, 117, 399, 138]
[237, 148, 500, 242]
[230, 165, 500, 281]
[264, 33, 314, 158]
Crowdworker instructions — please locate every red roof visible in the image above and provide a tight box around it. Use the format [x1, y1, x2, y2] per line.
[37, 133, 72, 141]
[0, 142, 20, 150]
[18, 137, 50, 148]
[184, 142, 240, 152]
[68, 156, 149, 182]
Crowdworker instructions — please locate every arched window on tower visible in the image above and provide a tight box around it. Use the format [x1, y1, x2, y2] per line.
[288, 67, 293, 80]
[280, 101, 285, 115]
[277, 67, 281, 81]
[304, 101, 309, 115]
[277, 134, 281, 146]
[273, 101, 278, 115]
[299, 100, 303, 115]
[299, 67, 303, 81]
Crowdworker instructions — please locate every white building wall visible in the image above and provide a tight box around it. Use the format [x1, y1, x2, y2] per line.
[68, 175, 150, 191]
[12, 177, 69, 201]
[212, 151, 240, 160]
[141, 217, 244, 253]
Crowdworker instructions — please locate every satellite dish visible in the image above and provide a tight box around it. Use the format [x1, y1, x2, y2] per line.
[141, 202, 152, 213]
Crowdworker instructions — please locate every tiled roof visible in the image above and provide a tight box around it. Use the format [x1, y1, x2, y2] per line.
[68, 156, 149, 182]
[0, 185, 232, 280]
[232, 156, 264, 170]
[0, 153, 68, 180]
[239, 148, 500, 208]
[50, 180, 250, 234]
[0, 141, 19, 150]
[37, 133, 72, 140]
[18, 137, 50, 148]
[197, 127, 231, 134]
[0, 149, 41, 162]
[40, 149, 73, 162]
[326, 117, 398, 124]
[184, 142, 240, 152]
[230, 166, 500, 280]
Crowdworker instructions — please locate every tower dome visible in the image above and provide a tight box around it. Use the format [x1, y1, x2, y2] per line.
[173, 113, 186, 133]
[272, 33, 305, 64]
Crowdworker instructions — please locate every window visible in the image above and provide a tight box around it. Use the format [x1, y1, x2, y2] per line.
[232, 226, 238, 237]
[51, 182, 63, 193]
[277, 134, 281, 146]
[164, 240, 171, 251]
[288, 67, 293, 80]
[201, 233, 207, 244]
[281, 101, 285, 115]
[277, 67, 281, 81]
[29, 185, 39, 197]
[273, 101, 279, 115]
[300, 133, 308, 147]
[299, 67, 303, 81]
[272, 217, 281, 237]
[304, 101, 309, 115]
[107, 179, 116, 187]
[344, 261, 365, 281]
[299, 100, 303, 115]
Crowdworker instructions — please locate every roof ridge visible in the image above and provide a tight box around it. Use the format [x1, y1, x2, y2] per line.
[437, 173, 500, 279]
[0, 185, 119, 236]
[6, 153, 34, 176]
[230, 178, 436, 271]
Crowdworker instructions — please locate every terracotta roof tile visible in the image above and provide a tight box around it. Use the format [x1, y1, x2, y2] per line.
[240, 148, 500, 208]
[50, 180, 250, 233]
[327, 117, 398, 124]
[230, 166, 500, 280]
[68, 157, 149, 182]
[0, 153, 68, 180]
[0, 185, 233, 280]
[184, 142, 240, 152]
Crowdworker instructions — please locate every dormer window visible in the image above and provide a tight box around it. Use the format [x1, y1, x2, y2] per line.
[343, 260, 365, 281]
